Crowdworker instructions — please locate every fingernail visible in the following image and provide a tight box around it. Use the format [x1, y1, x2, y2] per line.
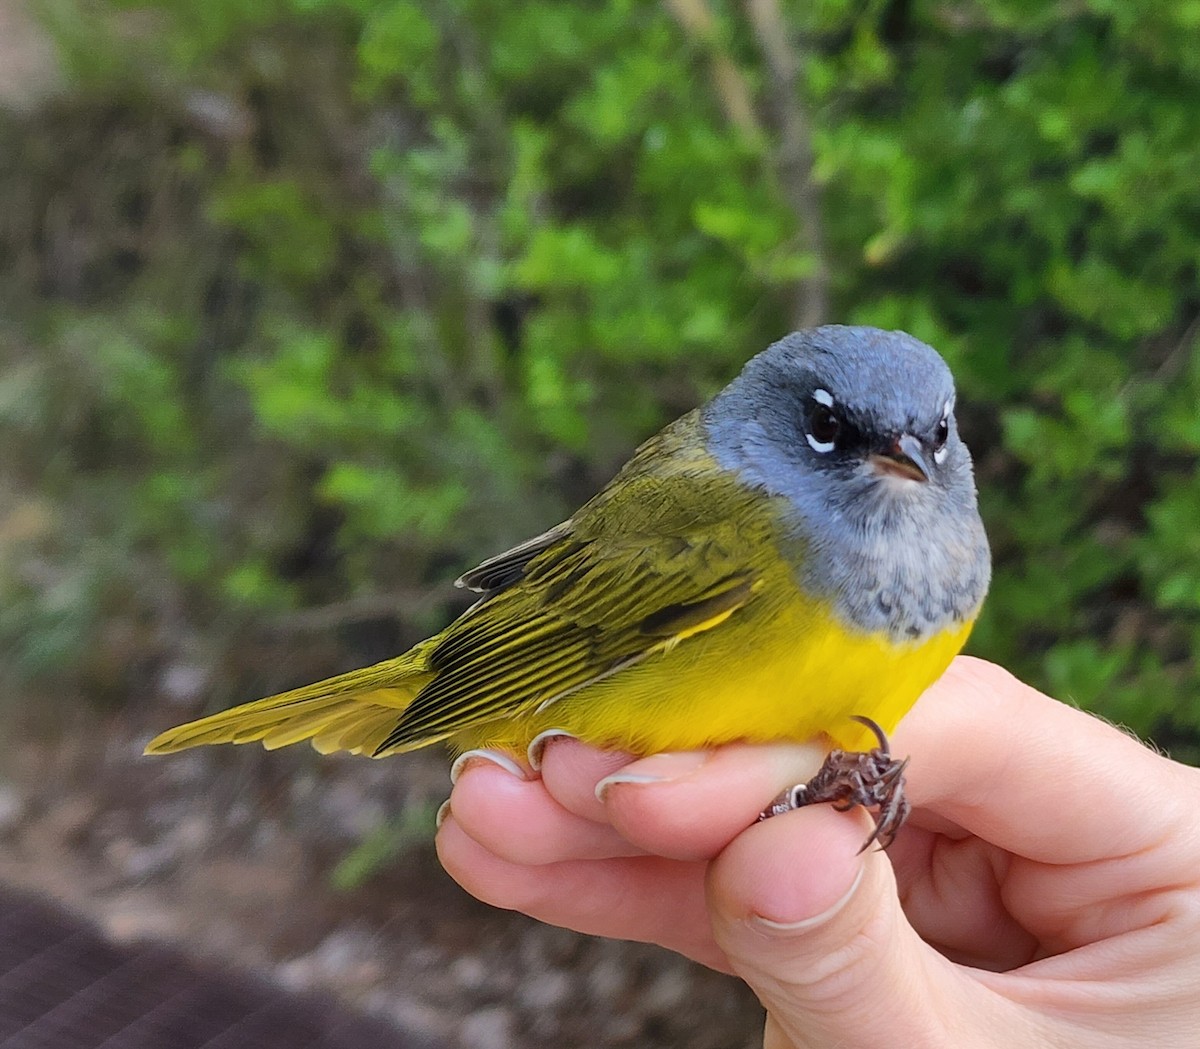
[751, 863, 865, 932]
[435, 799, 452, 829]
[449, 748, 528, 785]
[594, 750, 712, 802]
[527, 728, 577, 771]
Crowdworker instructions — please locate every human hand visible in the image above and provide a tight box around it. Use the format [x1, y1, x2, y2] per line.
[437, 658, 1200, 1047]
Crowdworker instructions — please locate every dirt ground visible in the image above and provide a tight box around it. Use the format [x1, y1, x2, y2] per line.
[0, 697, 764, 1048]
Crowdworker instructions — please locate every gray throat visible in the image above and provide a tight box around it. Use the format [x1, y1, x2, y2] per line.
[790, 475, 991, 643]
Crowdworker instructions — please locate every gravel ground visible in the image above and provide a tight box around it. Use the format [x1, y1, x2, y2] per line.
[0, 698, 764, 1048]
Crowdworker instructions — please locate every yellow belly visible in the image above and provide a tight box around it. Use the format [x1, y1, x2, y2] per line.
[454, 584, 975, 756]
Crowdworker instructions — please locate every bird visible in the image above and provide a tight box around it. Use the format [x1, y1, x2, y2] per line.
[145, 326, 991, 842]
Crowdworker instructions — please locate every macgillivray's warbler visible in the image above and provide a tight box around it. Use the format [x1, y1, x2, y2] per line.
[146, 325, 991, 845]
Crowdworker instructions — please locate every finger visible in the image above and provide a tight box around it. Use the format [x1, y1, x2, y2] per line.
[887, 825, 1040, 970]
[536, 736, 637, 822]
[898, 658, 1200, 867]
[588, 741, 826, 862]
[449, 759, 643, 864]
[707, 804, 1030, 1049]
[436, 816, 729, 971]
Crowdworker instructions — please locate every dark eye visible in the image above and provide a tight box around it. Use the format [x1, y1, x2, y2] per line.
[806, 402, 841, 453]
[934, 416, 949, 450]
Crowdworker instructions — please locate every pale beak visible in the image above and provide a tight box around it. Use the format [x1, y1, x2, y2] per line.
[869, 433, 930, 482]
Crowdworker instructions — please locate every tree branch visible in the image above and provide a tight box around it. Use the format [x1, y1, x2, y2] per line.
[744, 0, 830, 328]
[663, 0, 764, 140]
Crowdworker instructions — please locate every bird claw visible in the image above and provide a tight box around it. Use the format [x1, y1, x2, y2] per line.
[757, 716, 911, 851]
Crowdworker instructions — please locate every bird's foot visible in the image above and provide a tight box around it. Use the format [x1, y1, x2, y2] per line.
[757, 716, 911, 851]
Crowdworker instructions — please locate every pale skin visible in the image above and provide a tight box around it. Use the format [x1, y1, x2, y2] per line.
[437, 657, 1200, 1048]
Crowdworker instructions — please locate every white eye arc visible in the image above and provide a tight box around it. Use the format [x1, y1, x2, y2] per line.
[932, 399, 953, 464]
[806, 388, 839, 453]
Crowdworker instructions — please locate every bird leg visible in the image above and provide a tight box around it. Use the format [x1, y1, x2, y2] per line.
[757, 716, 911, 850]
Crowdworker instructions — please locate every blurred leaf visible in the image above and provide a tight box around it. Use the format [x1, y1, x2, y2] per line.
[330, 800, 441, 890]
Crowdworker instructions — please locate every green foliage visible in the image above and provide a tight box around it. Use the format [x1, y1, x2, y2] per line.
[2, 0, 1200, 751]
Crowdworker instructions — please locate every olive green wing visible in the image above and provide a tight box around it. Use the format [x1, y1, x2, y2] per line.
[376, 532, 762, 752]
[376, 415, 775, 753]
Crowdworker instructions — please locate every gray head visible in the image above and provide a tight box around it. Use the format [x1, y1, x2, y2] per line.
[703, 326, 990, 640]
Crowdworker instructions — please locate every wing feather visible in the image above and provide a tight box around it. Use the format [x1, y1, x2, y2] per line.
[377, 428, 777, 755]
[456, 521, 575, 593]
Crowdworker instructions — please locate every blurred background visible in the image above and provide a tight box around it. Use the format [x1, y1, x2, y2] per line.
[1, 0, 1199, 1046]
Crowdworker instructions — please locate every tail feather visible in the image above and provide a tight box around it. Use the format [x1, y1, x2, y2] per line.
[258, 699, 375, 750]
[310, 706, 427, 756]
[144, 648, 437, 757]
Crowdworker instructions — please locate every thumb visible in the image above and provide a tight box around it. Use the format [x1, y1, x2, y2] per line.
[706, 806, 999, 1049]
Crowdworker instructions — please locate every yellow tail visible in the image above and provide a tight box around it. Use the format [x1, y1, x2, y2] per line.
[144, 644, 437, 758]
